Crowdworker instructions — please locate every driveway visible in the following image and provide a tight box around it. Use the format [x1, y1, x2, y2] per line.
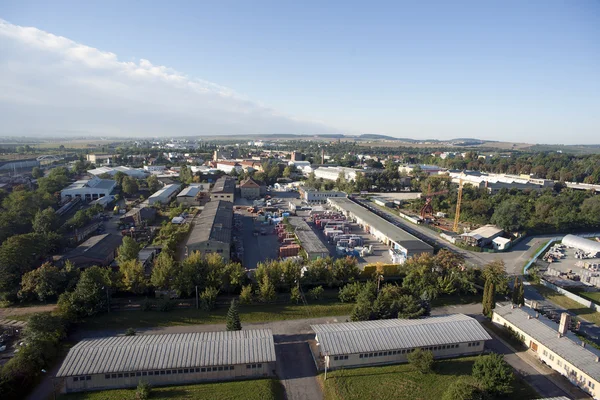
[275, 334, 323, 400]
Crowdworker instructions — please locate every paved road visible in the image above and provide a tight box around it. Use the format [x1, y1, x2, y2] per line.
[275, 335, 323, 400]
[240, 211, 280, 270]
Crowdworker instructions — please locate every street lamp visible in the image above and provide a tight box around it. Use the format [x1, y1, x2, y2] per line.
[101, 286, 110, 313]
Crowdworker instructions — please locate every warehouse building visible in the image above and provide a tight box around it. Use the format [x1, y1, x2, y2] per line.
[56, 329, 276, 393]
[59, 234, 123, 269]
[298, 186, 346, 203]
[460, 225, 504, 247]
[563, 234, 600, 257]
[327, 197, 433, 258]
[61, 177, 117, 202]
[147, 183, 182, 205]
[211, 176, 236, 202]
[177, 184, 211, 206]
[88, 166, 148, 179]
[184, 200, 233, 261]
[288, 217, 329, 260]
[311, 314, 491, 370]
[313, 166, 377, 182]
[493, 304, 600, 399]
[239, 177, 261, 199]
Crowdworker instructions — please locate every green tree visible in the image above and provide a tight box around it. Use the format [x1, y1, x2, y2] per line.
[18, 263, 66, 302]
[117, 236, 141, 264]
[581, 196, 600, 226]
[442, 376, 483, 400]
[309, 285, 324, 300]
[150, 252, 176, 291]
[122, 176, 139, 195]
[200, 287, 219, 311]
[482, 279, 495, 317]
[113, 171, 126, 186]
[57, 266, 112, 319]
[283, 166, 293, 178]
[407, 348, 434, 373]
[259, 275, 277, 303]
[472, 353, 514, 396]
[338, 282, 363, 303]
[239, 284, 254, 304]
[31, 167, 43, 179]
[290, 286, 301, 304]
[135, 381, 152, 400]
[226, 299, 242, 331]
[119, 259, 149, 294]
[397, 294, 428, 319]
[180, 165, 193, 184]
[32, 207, 58, 234]
[482, 260, 508, 294]
[146, 174, 161, 193]
[491, 199, 524, 232]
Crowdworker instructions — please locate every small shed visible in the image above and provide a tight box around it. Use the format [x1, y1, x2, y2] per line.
[492, 237, 511, 251]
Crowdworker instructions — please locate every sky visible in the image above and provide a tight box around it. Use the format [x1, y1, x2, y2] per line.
[0, 1, 598, 144]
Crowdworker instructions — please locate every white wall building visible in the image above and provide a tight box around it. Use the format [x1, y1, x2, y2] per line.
[143, 165, 166, 173]
[88, 166, 148, 179]
[314, 166, 375, 182]
[493, 304, 600, 399]
[61, 177, 116, 202]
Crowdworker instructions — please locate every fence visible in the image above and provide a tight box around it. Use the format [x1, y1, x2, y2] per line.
[539, 278, 599, 312]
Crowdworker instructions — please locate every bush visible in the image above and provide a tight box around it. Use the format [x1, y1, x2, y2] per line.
[338, 282, 362, 303]
[135, 380, 151, 400]
[239, 285, 253, 304]
[472, 353, 514, 396]
[125, 328, 136, 336]
[200, 287, 219, 311]
[442, 376, 483, 400]
[309, 286, 324, 300]
[407, 348, 434, 374]
[290, 286, 301, 304]
[157, 298, 175, 312]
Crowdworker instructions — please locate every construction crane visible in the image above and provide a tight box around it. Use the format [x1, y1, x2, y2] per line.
[453, 179, 463, 233]
[420, 184, 449, 220]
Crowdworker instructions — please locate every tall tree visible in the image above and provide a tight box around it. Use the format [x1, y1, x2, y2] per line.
[482, 280, 496, 317]
[119, 259, 148, 294]
[150, 252, 176, 291]
[32, 207, 58, 234]
[117, 236, 141, 265]
[146, 174, 161, 193]
[472, 353, 514, 396]
[511, 276, 520, 305]
[121, 176, 139, 195]
[18, 263, 66, 302]
[226, 299, 242, 331]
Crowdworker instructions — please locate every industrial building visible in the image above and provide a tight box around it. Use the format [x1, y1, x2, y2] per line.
[239, 177, 261, 199]
[460, 225, 504, 247]
[215, 161, 243, 174]
[298, 187, 346, 203]
[86, 154, 113, 165]
[59, 234, 123, 269]
[493, 304, 600, 399]
[185, 201, 233, 261]
[147, 183, 182, 205]
[313, 166, 377, 182]
[87, 166, 148, 179]
[563, 234, 600, 257]
[288, 217, 329, 260]
[328, 197, 433, 258]
[398, 164, 446, 176]
[211, 176, 236, 202]
[0, 158, 40, 174]
[311, 314, 491, 370]
[56, 329, 276, 393]
[177, 184, 211, 206]
[449, 170, 554, 194]
[61, 177, 117, 202]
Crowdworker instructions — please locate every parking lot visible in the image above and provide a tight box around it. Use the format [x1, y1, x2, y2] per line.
[237, 209, 280, 269]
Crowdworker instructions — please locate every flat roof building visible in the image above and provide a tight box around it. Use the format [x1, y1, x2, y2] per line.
[185, 201, 233, 262]
[328, 197, 433, 258]
[288, 217, 329, 260]
[298, 186, 346, 203]
[461, 225, 504, 247]
[56, 329, 276, 393]
[147, 183, 181, 205]
[312, 314, 491, 370]
[493, 304, 600, 399]
[314, 166, 378, 182]
[88, 166, 148, 179]
[177, 183, 211, 206]
[211, 176, 236, 202]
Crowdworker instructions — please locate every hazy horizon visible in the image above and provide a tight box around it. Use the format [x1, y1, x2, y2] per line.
[1, 1, 599, 144]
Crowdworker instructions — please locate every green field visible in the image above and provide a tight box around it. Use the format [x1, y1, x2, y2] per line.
[79, 301, 355, 330]
[321, 356, 537, 400]
[533, 284, 600, 325]
[574, 291, 600, 305]
[59, 378, 284, 400]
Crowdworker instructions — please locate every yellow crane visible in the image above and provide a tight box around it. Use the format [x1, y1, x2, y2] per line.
[453, 179, 463, 233]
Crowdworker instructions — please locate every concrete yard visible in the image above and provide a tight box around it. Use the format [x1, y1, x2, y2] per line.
[239, 210, 279, 269]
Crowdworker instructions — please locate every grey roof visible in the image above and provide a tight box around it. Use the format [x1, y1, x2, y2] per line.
[177, 184, 209, 198]
[462, 225, 503, 239]
[212, 176, 235, 194]
[61, 234, 123, 263]
[328, 197, 433, 253]
[56, 329, 275, 377]
[311, 314, 491, 356]
[186, 201, 233, 246]
[288, 217, 328, 255]
[149, 183, 181, 201]
[563, 234, 600, 254]
[494, 304, 600, 381]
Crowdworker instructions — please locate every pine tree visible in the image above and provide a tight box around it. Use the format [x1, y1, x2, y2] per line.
[517, 280, 525, 306]
[482, 279, 491, 316]
[482, 279, 496, 317]
[226, 299, 242, 331]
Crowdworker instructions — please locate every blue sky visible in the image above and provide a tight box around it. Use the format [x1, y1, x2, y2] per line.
[0, 0, 598, 143]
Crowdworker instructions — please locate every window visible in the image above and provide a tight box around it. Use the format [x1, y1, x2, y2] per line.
[160, 371, 166, 375]
[184, 369, 189, 373]
[543, 350, 548, 356]
[202, 368, 207, 372]
[246, 365, 251, 369]
[142, 372, 147, 376]
[213, 367, 218, 371]
[258, 363, 262, 368]
[343, 356, 348, 360]
[178, 369, 183, 374]
[105, 374, 110, 379]
[359, 354, 363, 358]
[73, 377, 79, 382]
[195, 368, 201, 373]
[218, 367, 223, 371]
[334, 356, 339, 361]
[166, 370, 172, 375]
[111, 374, 117, 379]
[124, 373, 129, 378]
[118, 374, 123, 378]
[86, 376, 91, 381]
[136, 372, 142, 377]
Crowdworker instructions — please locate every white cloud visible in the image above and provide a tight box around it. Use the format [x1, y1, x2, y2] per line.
[0, 19, 337, 137]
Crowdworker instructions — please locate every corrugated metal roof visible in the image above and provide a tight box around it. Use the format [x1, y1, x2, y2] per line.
[185, 200, 233, 246]
[328, 197, 433, 253]
[56, 329, 275, 377]
[212, 176, 235, 194]
[149, 184, 182, 201]
[495, 304, 600, 380]
[311, 314, 491, 356]
[288, 217, 328, 255]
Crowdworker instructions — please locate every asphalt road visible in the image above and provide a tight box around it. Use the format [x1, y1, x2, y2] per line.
[240, 211, 279, 269]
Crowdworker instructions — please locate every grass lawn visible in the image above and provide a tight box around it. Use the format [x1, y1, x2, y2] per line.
[574, 291, 600, 306]
[533, 284, 600, 325]
[58, 378, 283, 400]
[321, 356, 538, 400]
[79, 301, 355, 330]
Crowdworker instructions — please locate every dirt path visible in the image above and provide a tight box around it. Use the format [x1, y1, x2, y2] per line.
[0, 303, 57, 319]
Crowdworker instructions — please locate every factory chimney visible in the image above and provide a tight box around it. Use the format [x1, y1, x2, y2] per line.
[558, 313, 571, 336]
